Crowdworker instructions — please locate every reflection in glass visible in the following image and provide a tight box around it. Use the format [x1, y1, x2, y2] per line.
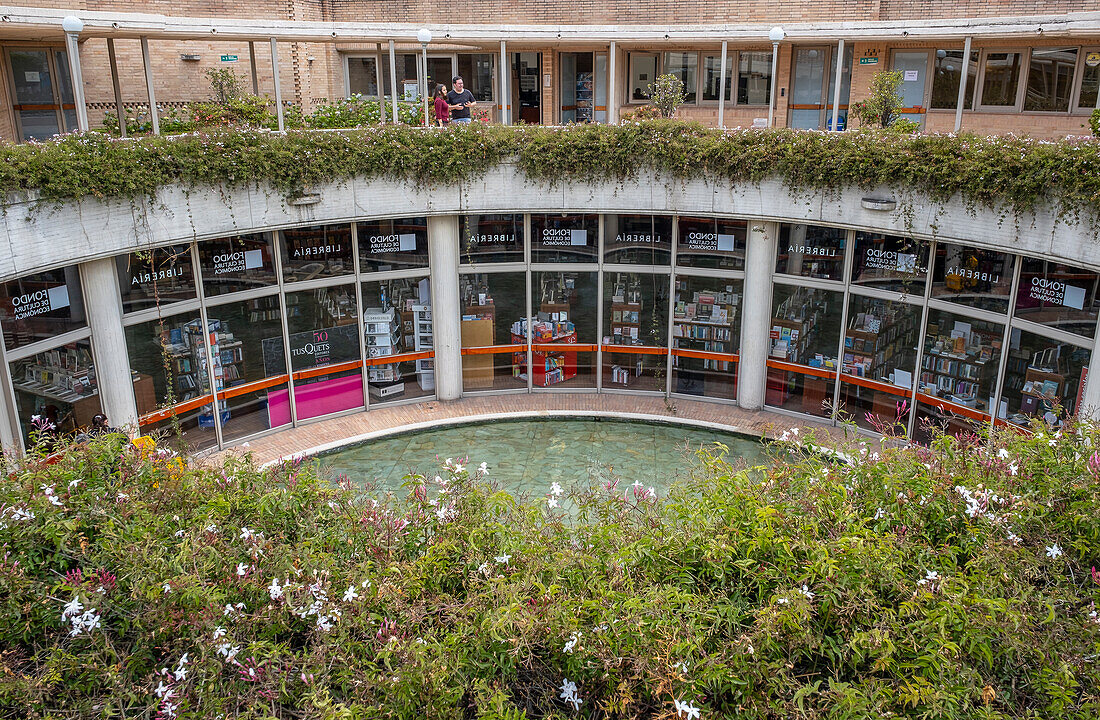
[357, 217, 428, 273]
[531, 271, 598, 388]
[999, 328, 1089, 427]
[930, 49, 978, 109]
[1024, 48, 1077, 112]
[198, 234, 277, 297]
[283, 285, 362, 421]
[1080, 53, 1099, 109]
[0, 267, 86, 350]
[118, 245, 196, 314]
[766, 286, 842, 417]
[676, 217, 746, 270]
[459, 273, 526, 390]
[9, 340, 103, 446]
[672, 276, 742, 400]
[851, 232, 929, 294]
[930, 244, 1013, 314]
[981, 52, 1021, 106]
[737, 51, 772, 105]
[604, 214, 672, 265]
[531, 214, 598, 263]
[602, 271, 669, 390]
[631, 54, 657, 101]
[664, 52, 698, 103]
[1014, 258, 1100, 339]
[361, 276, 435, 403]
[841, 296, 920, 433]
[775, 224, 846, 280]
[461, 214, 523, 264]
[281, 224, 353, 281]
[701, 54, 732, 102]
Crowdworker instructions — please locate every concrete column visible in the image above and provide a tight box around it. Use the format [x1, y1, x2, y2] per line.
[428, 215, 462, 401]
[107, 38, 126, 138]
[270, 38, 285, 131]
[388, 40, 399, 124]
[249, 41, 260, 95]
[608, 41, 617, 124]
[79, 258, 138, 432]
[1082, 329, 1100, 421]
[140, 36, 160, 135]
[717, 40, 727, 128]
[738, 222, 778, 410]
[954, 36, 973, 133]
[63, 32, 88, 132]
[500, 40, 509, 125]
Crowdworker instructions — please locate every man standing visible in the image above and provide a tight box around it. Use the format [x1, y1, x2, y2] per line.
[446, 76, 476, 124]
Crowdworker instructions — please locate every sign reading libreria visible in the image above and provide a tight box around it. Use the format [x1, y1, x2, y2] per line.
[616, 232, 664, 244]
[541, 228, 588, 246]
[262, 324, 359, 376]
[211, 249, 265, 275]
[365, 233, 417, 253]
[10, 285, 70, 320]
[468, 232, 516, 244]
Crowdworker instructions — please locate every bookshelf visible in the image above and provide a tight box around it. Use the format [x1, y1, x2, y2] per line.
[363, 307, 404, 399]
[672, 282, 739, 395]
[412, 283, 435, 391]
[918, 322, 1000, 411]
[512, 317, 578, 387]
[843, 308, 917, 384]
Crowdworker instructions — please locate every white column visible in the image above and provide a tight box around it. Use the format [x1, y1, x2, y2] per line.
[737, 222, 778, 410]
[63, 32, 89, 131]
[717, 40, 727, 128]
[140, 36, 160, 135]
[954, 36, 972, 133]
[1082, 330, 1100, 421]
[270, 38, 285, 131]
[831, 39, 844, 131]
[0, 348, 20, 454]
[428, 215, 462, 401]
[608, 41, 617, 124]
[107, 38, 126, 138]
[375, 43, 386, 123]
[500, 40, 509, 125]
[79, 258, 138, 432]
[249, 41, 260, 95]
[388, 40, 399, 124]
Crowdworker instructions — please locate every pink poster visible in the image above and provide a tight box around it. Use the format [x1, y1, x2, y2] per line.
[267, 374, 364, 426]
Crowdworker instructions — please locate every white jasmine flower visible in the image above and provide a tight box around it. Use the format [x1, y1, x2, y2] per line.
[799, 584, 815, 600]
[1046, 543, 1063, 559]
[563, 631, 581, 654]
[917, 570, 939, 586]
[548, 497, 559, 508]
[495, 553, 511, 565]
[61, 595, 84, 621]
[550, 482, 563, 497]
[559, 678, 582, 710]
[239, 527, 254, 541]
[213, 626, 226, 640]
[236, 563, 249, 577]
[674, 699, 702, 720]
[342, 585, 358, 602]
[478, 462, 489, 475]
[873, 507, 886, 520]
[776, 597, 789, 605]
[174, 529, 185, 537]
[268, 577, 284, 600]
[162, 583, 171, 594]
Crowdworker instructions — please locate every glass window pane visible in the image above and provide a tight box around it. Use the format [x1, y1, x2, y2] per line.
[1014, 258, 1100, 339]
[461, 214, 523, 264]
[604, 214, 672, 265]
[771, 285, 842, 370]
[198, 233, 278, 297]
[775, 224, 846, 280]
[631, 54, 657, 101]
[1000, 328, 1089, 427]
[531, 214, 598, 263]
[284, 285, 362, 421]
[357, 217, 428, 273]
[125, 312, 216, 452]
[602, 271, 669, 390]
[460, 272, 527, 390]
[0, 267, 86, 350]
[1080, 51, 1100, 109]
[737, 51, 772, 105]
[206, 294, 288, 442]
[672, 276, 742, 400]
[701, 54, 733, 102]
[347, 57, 379, 96]
[676, 216, 746, 270]
[930, 50, 978, 110]
[663, 52, 698, 103]
[980, 52, 1022, 107]
[457, 54, 494, 102]
[361, 277, 434, 403]
[10, 340, 103, 447]
[531, 271, 598, 389]
[851, 232, 929, 294]
[1024, 48, 1077, 112]
[118, 245, 196, 314]
[841, 295, 921, 433]
[930, 243, 1013, 314]
[919, 308, 1003, 416]
[281, 224, 353, 281]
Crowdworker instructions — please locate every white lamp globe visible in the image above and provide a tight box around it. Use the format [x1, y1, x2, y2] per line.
[61, 15, 84, 33]
[416, 28, 433, 44]
[768, 26, 785, 43]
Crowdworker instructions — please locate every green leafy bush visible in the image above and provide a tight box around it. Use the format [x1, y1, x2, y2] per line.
[648, 73, 686, 118]
[1, 422, 1099, 718]
[1090, 107, 1099, 138]
[851, 70, 905, 129]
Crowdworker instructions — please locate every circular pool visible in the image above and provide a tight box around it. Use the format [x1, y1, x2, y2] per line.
[317, 418, 768, 495]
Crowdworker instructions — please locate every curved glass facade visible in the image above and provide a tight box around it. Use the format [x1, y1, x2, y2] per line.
[1, 213, 1094, 451]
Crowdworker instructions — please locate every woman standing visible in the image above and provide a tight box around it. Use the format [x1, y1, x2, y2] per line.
[433, 84, 450, 127]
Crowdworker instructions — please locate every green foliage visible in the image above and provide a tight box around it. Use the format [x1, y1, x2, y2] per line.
[1090, 108, 1100, 138]
[7, 123, 1100, 225]
[648, 73, 686, 118]
[205, 68, 246, 103]
[852, 70, 905, 129]
[1, 424, 1099, 718]
[305, 94, 424, 129]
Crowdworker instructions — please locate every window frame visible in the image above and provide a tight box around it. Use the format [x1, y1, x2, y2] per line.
[627, 52, 660, 104]
[1070, 46, 1100, 114]
[926, 47, 979, 113]
[1022, 46, 1080, 114]
[975, 48, 1027, 112]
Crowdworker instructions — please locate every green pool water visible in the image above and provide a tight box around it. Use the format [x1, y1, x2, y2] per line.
[317, 418, 768, 496]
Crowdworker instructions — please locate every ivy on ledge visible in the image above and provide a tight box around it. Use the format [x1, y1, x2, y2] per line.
[1, 121, 1098, 223]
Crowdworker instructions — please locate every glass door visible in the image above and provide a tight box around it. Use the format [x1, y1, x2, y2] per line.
[560, 52, 595, 123]
[594, 52, 608, 122]
[6, 48, 76, 140]
[426, 55, 455, 96]
[789, 47, 828, 129]
[892, 51, 930, 130]
[512, 52, 542, 124]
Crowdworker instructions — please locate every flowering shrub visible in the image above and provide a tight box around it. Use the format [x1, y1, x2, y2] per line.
[0, 424, 1099, 718]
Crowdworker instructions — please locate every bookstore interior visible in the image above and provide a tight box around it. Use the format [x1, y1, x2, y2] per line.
[0, 213, 1097, 451]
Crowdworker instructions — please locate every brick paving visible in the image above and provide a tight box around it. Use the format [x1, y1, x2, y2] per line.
[207, 393, 847, 467]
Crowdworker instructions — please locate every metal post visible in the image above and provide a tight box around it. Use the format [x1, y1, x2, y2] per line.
[140, 36, 160, 135]
[421, 43, 429, 126]
[389, 40, 399, 124]
[609, 41, 617, 124]
[375, 43, 386, 123]
[248, 41, 259, 95]
[768, 42, 779, 128]
[500, 39, 509, 124]
[107, 38, 126, 138]
[954, 36, 972, 133]
[831, 39, 844, 131]
[717, 40, 728, 128]
[63, 32, 88, 131]
[270, 37, 285, 132]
